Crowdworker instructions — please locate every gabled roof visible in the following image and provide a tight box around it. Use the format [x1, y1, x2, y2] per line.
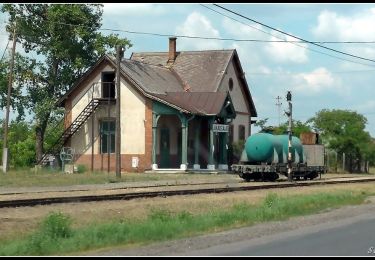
[58, 49, 257, 117]
[153, 92, 232, 116]
[131, 49, 257, 117]
[130, 50, 233, 93]
[119, 58, 183, 94]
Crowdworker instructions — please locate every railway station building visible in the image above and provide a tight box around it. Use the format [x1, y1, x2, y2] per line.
[56, 38, 257, 172]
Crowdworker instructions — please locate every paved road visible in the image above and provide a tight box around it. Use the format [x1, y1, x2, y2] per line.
[187, 212, 375, 256]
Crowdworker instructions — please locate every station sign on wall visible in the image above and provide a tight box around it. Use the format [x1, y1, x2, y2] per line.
[212, 124, 229, 132]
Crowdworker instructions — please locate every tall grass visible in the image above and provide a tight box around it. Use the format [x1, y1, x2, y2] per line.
[0, 190, 368, 256]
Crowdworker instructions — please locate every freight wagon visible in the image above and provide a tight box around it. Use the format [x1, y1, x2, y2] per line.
[231, 133, 326, 181]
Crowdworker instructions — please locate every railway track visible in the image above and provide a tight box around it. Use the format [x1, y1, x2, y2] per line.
[0, 175, 359, 197]
[0, 180, 240, 196]
[1, 177, 375, 208]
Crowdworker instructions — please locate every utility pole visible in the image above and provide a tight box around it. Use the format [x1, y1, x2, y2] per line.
[2, 23, 17, 173]
[285, 91, 293, 182]
[115, 45, 124, 178]
[275, 96, 282, 126]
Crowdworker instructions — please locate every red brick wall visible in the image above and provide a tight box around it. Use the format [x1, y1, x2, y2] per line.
[75, 154, 149, 173]
[64, 99, 72, 147]
[73, 98, 153, 173]
[64, 99, 72, 129]
[144, 98, 153, 170]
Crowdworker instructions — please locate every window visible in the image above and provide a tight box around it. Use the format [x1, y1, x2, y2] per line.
[101, 72, 116, 99]
[238, 125, 245, 141]
[228, 78, 233, 91]
[100, 120, 116, 154]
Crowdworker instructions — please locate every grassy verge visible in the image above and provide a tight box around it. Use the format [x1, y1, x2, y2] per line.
[0, 190, 369, 256]
[0, 169, 231, 188]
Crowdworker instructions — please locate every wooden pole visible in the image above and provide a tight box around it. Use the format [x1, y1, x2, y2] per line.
[2, 23, 17, 173]
[91, 84, 94, 172]
[115, 45, 124, 178]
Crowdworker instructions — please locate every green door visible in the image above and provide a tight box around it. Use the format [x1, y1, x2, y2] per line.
[160, 128, 170, 168]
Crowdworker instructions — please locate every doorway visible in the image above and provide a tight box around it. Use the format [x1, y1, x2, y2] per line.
[160, 128, 170, 168]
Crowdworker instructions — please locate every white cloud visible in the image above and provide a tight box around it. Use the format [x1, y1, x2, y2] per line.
[258, 66, 271, 74]
[222, 17, 268, 40]
[312, 9, 375, 41]
[230, 42, 263, 70]
[103, 3, 166, 16]
[292, 67, 343, 94]
[264, 35, 308, 64]
[175, 12, 223, 50]
[312, 9, 375, 61]
[222, 17, 308, 64]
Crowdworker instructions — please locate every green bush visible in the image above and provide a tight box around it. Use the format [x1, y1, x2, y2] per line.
[76, 164, 87, 174]
[40, 212, 72, 239]
[231, 140, 245, 163]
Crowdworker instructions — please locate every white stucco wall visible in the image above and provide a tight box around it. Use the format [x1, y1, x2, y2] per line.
[71, 65, 113, 121]
[120, 77, 146, 154]
[218, 61, 249, 114]
[71, 105, 116, 155]
[218, 59, 251, 142]
[69, 64, 146, 155]
[231, 114, 250, 142]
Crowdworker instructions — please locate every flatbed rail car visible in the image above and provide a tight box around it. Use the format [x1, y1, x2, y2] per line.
[231, 133, 326, 181]
[231, 163, 326, 181]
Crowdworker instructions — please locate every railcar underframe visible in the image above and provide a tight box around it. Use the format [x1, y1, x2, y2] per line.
[231, 163, 326, 182]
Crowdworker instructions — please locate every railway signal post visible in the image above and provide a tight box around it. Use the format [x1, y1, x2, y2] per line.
[286, 91, 293, 182]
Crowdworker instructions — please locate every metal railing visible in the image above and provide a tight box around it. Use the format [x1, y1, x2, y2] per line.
[38, 81, 117, 166]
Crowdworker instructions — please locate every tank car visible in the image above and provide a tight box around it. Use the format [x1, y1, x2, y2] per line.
[231, 133, 326, 181]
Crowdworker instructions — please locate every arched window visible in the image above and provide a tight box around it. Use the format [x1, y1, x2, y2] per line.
[238, 125, 245, 141]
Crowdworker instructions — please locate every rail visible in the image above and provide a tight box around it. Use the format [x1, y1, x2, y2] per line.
[2, 176, 375, 208]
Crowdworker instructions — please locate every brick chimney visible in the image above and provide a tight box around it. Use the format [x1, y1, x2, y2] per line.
[168, 37, 177, 64]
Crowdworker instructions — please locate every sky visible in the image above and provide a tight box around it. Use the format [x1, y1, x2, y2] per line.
[1, 3, 375, 136]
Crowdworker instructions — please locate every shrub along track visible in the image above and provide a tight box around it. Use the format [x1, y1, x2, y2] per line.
[1, 176, 375, 209]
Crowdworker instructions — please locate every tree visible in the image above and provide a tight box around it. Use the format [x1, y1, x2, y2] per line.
[1, 4, 132, 161]
[0, 54, 41, 122]
[255, 118, 312, 138]
[253, 118, 269, 131]
[0, 120, 36, 167]
[308, 109, 374, 172]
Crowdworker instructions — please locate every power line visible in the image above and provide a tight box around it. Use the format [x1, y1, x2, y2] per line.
[1, 40, 10, 62]
[260, 110, 375, 119]
[213, 4, 375, 64]
[6, 16, 375, 69]
[6, 19, 375, 44]
[200, 4, 375, 68]
[50, 21, 375, 44]
[13, 18, 375, 68]
[198, 5, 375, 44]
[97, 26, 375, 44]
[247, 69, 375, 75]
